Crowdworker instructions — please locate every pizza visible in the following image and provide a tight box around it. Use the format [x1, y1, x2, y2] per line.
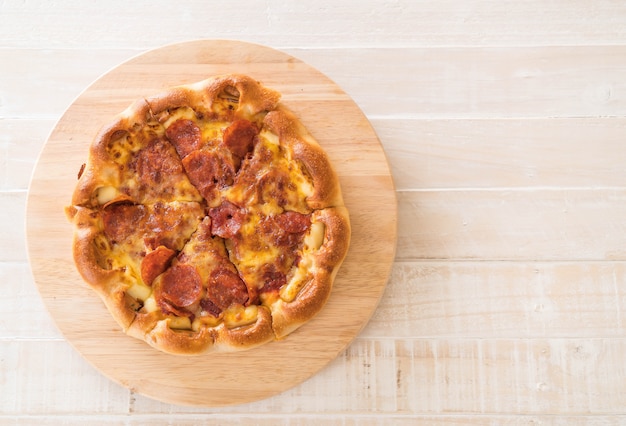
[65, 74, 351, 355]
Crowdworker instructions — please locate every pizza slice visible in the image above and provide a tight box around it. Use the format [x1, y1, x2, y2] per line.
[66, 200, 204, 330]
[128, 217, 274, 354]
[71, 99, 203, 208]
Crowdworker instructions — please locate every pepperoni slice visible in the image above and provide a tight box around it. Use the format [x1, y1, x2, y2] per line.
[133, 137, 184, 186]
[222, 119, 258, 159]
[259, 263, 287, 293]
[157, 298, 193, 318]
[165, 119, 202, 159]
[102, 203, 146, 243]
[182, 150, 235, 200]
[141, 246, 176, 286]
[208, 201, 244, 239]
[200, 298, 222, 317]
[275, 211, 311, 233]
[206, 266, 249, 310]
[157, 263, 202, 308]
[258, 212, 308, 248]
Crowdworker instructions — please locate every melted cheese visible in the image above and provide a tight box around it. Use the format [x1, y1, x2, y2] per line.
[259, 128, 279, 145]
[279, 262, 311, 303]
[218, 130, 319, 301]
[168, 316, 192, 330]
[95, 186, 119, 205]
[160, 106, 196, 127]
[127, 282, 152, 302]
[161, 106, 233, 151]
[304, 221, 325, 251]
[223, 305, 258, 329]
[191, 314, 221, 331]
[143, 295, 158, 313]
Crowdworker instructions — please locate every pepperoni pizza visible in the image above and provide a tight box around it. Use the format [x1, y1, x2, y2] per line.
[65, 75, 351, 355]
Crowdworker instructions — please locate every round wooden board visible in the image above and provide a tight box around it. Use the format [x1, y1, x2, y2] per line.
[25, 40, 397, 407]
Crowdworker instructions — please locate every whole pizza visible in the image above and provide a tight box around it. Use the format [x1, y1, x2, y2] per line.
[65, 74, 350, 355]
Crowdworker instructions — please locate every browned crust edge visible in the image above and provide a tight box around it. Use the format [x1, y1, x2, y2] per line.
[65, 206, 137, 330]
[270, 206, 351, 338]
[263, 107, 344, 210]
[212, 306, 275, 352]
[71, 98, 155, 207]
[144, 74, 281, 121]
[143, 320, 215, 355]
[127, 305, 275, 355]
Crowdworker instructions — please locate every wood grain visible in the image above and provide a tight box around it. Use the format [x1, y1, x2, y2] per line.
[2, 0, 626, 48]
[374, 118, 626, 190]
[396, 189, 626, 261]
[5, 337, 626, 417]
[364, 261, 626, 339]
[4, 0, 626, 422]
[25, 40, 396, 406]
[4, 46, 626, 120]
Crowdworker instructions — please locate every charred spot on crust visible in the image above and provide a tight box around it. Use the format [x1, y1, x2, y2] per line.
[77, 163, 86, 179]
[220, 85, 240, 103]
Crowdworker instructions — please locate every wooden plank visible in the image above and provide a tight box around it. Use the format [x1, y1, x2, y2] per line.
[3, 414, 625, 425]
[0, 191, 27, 263]
[0, 341, 129, 414]
[396, 189, 626, 261]
[292, 46, 626, 119]
[373, 118, 626, 190]
[0, 49, 138, 119]
[7, 259, 626, 342]
[4, 117, 626, 192]
[126, 337, 626, 415]
[363, 261, 626, 339]
[1, 0, 625, 48]
[4, 338, 625, 415]
[390, 338, 626, 414]
[0, 262, 62, 339]
[0, 119, 54, 190]
[3, 46, 626, 119]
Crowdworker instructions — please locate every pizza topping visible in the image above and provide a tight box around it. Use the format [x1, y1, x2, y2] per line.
[206, 266, 249, 311]
[102, 203, 146, 243]
[141, 245, 176, 286]
[256, 168, 298, 208]
[199, 298, 222, 318]
[258, 212, 309, 248]
[133, 137, 183, 187]
[95, 186, 120, 205]
[275, 211, 311, 234]
[222, 119, 258, 160]
[208, 201, 244, 239]
[304, 221, 326, 250]
[165, 119, 202, 158]
[260, 263, 287, 293]
[156, 263, 202, 311]
[143, 202, 204, 251]
[182, 149, 235, 201]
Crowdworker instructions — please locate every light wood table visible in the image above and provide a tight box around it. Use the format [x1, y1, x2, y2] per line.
[2, 1, 626, 424]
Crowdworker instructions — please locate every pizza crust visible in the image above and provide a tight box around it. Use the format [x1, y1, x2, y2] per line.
[71, 98, 157, 207]
[270, 207, 351, 338]
[67, 74, 351, 355]
[263, 107, 345, 210]
[145, 74, 281, 123]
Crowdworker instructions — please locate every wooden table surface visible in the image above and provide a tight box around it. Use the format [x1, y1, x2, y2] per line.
[2, 1, 626, 424]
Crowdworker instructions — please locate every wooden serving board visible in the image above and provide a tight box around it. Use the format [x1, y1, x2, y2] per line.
[25, 40, 397, 407]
